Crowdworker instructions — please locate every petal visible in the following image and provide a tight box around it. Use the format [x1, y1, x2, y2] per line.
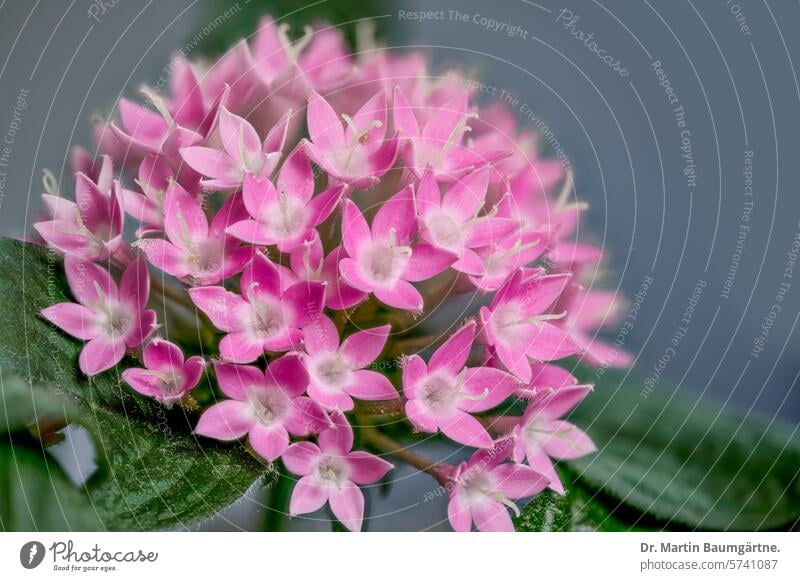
[277, 145, 314, 203]
[307, 184, 344, 227]
[372, 184, 416, 244]
[346, 451, 393, 485]
[339, 257, 373, 293]
[121, 367, 160, 398]
[414, 165, 440, 211]
[442, 166, 491, 221]
[140, 239, 191, 279]
[180, 146, 239, 181]
[188, 286, 248, 332]
[64, 257, 116, 305]
[283, 280, 326, 327]
[79, 337, 125, 376]
[308, 380, 354, 411]
[404, 399, 438, 433]
[472, 500, 514, 532]
[329, 480, 364, 532]
[239, 251, 281, 299]
[540, 384, 593, 420]
[302, 314, 340, 355]
[543, 420, 597, 459]
[163, 181, 208, 245]
[495, 341, 532, 383]
[241, 172, 279, 223]
[143, 338, 184, 371]
[340, 324, 390, 368]
[285, 397, 328, 436]
[289, 475, 330, 516]
[119, 257, 150, 310]
[345, 370, 398, 401]
[403, 243, 456, 282]
[401, 354, 427, 399]
[529, 363, 578, 390]
[40, 303, 97, 340]
[392, 87, 420, 138]
[527, 452, 564, 495]
[219, 331, 266, 364]
[282, 441, 321, 476]
[525, 323, 581, 361]
[373, 280, 423, 312]
[422, 91, 469, 143]
[266, 352, 309, 397]
[447, 493, 472, 532]
[306, 90, 345, 150]
[342, 200, 372, 258]
[218, 106, 261, 168]
[225, 219, 277, 246]
[214, 362, 264, 400]
[440, 410, 493, 448]
[182, 356, 205, 391]
[490, 462, 550, 499]
[249, 423, 289, 462]
[318, 410, 353, 455]
[428, 321, 475, 375]
[459, 367, 519, 413]
[194, 399, 254, 440]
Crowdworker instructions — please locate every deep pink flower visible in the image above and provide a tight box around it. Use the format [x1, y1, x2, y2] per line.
[35, 173, 126, 263]
[339, 186, 455, 312]
[301, 315, 396, 410]
[225, 146, 344, 252]
[480, 269, 580, 382]
[288, 233, 367, 310]
[194, 354, 327, 462]
[415, 166, 518, 276]
[138, 182, 254, 285]
[283, 411, 393, 531]
[122, 338, 204, 406]
[302, 90, 398, 188]
[180, 106, 290, 190]
[447, 445, 549, 532]
[393, 87, 508, 182]
[511, 384, 596, 494]
[40, 257, 157, 376]
[70, 149, 113, 195]
[403, 321, 520, 448]
[188, 252, 325, 363]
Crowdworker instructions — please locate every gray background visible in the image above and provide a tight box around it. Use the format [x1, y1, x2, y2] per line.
[1, 0, 799, 530]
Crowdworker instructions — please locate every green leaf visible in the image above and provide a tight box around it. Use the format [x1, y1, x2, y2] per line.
[0, 239, 270, 530]
[0, 442, 103, 531]
[0, 373, 80, 435]
[514, 468, 641, 531]
[569, 367, 800, 530]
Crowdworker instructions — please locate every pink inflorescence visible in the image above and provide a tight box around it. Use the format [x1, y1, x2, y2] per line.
[35, 16, 629, 532]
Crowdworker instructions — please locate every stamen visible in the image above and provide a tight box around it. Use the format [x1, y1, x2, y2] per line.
[42, 168, 59, 195]
[277, 24, 314, 64]
[140, 86, 174, 126]
[442, 112, 478, 154]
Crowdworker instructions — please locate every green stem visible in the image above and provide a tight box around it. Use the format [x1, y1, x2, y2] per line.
[261, 465, 292, 532]
[361, 427, 450, 487]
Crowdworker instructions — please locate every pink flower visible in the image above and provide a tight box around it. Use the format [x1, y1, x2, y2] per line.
[468, 227, 550, 292]
[35, 173, 126, 262]
[180, 106, 290, 190]
[555, 285, 633, 368]
[40, 257, 157, 376]
[283, 411, 393, 531]
[339, 186, 455, 312]
[301, 315, 396, 410]
[70, 149, 113, 195]
[415, 166, 518, 276]
[225, 146, 344, 252]
[393, 87, 508, 182]
[122, 338, 204, 406]
[188, 252, 325, 363]
[288, 233, 367, 310]
[479, 269, 580, 382]
[194, 354, 327, 462]
[511, 384, 596, 494]
[138, 182, 254, 285]
[302, 90, 398, 188]
[403, 321, 520, 448]
[447, 445, 549, 532]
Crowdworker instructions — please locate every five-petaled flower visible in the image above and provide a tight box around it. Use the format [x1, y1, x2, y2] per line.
[122, 337, 205, 406]
[283, 411, 393, 532]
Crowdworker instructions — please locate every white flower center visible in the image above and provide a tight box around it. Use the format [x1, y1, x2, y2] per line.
[313, 354, 352, 390]
[247, 387, 291, 428]
[424, 208, 463, 253]
[315, 454, 349, 488]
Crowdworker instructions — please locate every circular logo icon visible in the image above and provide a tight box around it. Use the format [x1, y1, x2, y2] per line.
[19, 541, 46, 569]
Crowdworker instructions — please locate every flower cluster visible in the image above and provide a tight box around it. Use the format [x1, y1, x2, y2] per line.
[36, 16, 629, 532]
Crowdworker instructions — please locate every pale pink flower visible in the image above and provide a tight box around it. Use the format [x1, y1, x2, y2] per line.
[180, 106, 290, 190]
[301, 315, 396, 411]
[415, 166, 518, 276]
[468, 227, 550, 292]
[393, 87, 507, 182]
[40, 257, 157, 376]
[302, 90, 398, 188]
[479, 269, 580, 382]
[188, 252, 325, 363]
[403, 321, 520, 448]
[194, 354, 327, 462]
[225, 146, 344, 252]
[554, 285, 633, 368]
[339, 187, 455, 312]
[119, 154, 175, 236]
[288, 233, 367, 310]
[137, 182, 254, 285]
[283, 411, 393, 531]
[35, 174, 126, 263]
[122, 337, 204, 406]
[447, 445, 549, 532]
[511, 384, 596, 494]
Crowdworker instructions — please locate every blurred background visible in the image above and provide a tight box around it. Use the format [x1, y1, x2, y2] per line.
[1, 0, 798, 530]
